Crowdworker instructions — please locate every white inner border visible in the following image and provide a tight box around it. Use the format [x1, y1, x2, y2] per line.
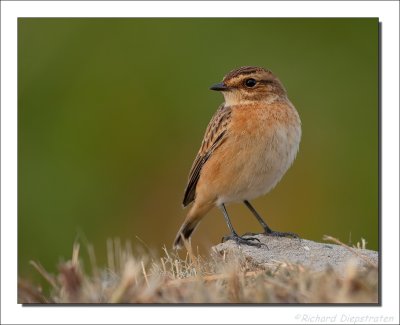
[1, 1, 399, 324]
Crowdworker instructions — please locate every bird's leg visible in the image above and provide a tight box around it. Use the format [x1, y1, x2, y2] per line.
[219, 204, 262, 247]
[243, 200, 299, 239]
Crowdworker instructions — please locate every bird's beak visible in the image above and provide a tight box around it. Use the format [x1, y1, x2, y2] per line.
[210, 82, 229, 91]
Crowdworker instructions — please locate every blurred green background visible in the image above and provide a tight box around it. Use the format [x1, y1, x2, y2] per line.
[18, 18, 379, 281]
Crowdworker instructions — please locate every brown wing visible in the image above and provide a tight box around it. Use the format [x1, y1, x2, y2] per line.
[182, 104, 231, 207]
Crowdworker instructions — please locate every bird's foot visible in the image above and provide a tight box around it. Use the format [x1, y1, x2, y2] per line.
[243, 230, 300, 240]
[264, 230, 301, 243]
[221, 233, 264, 248]
[265, 230, 299, 239]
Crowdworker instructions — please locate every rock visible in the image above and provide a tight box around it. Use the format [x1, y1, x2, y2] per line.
[212, 235, 378, 274]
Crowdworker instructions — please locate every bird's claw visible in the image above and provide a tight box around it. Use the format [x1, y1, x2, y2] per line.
[265, 230, 299, 238]
[221, 234, 265, 248]
[264, 230, 301, 243]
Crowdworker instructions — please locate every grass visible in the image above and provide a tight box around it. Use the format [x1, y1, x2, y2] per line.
[18, 237, 378, 304]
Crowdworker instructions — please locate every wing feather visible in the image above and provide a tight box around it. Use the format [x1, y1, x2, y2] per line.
[182, 104, 231, 206]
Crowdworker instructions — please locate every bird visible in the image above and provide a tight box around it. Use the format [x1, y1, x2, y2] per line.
[173, 66, 301, 249]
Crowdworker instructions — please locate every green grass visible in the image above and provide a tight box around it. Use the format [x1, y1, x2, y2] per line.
[18, 237, 378, 304]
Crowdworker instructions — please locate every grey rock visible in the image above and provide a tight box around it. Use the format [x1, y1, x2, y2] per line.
[212, 234, 378, 274]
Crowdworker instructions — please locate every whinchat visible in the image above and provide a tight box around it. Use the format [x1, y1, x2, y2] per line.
[173, 66, 301, 249]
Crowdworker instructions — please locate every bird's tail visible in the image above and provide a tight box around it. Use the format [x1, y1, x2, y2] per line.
[173, 202, 213, 249]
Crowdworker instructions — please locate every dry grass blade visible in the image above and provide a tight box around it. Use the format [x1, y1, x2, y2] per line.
[323, 235, 378, 268]
[29, 261, 59, 291]
[141, 261, 149, 288]
[109, 259, 138, 303]
[18, 277, 49, 303]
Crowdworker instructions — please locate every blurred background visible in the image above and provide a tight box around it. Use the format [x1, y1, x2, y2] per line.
[18, 18, 378, 283]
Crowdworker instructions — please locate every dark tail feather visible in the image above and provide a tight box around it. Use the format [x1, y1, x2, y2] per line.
[173, 202, 213, 250]
[173, 217, 201, 250]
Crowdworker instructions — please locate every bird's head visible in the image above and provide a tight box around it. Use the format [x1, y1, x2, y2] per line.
[210, 66, 287, 106]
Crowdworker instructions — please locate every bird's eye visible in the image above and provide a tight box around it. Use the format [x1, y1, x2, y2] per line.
[245, 78, 257, 88]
